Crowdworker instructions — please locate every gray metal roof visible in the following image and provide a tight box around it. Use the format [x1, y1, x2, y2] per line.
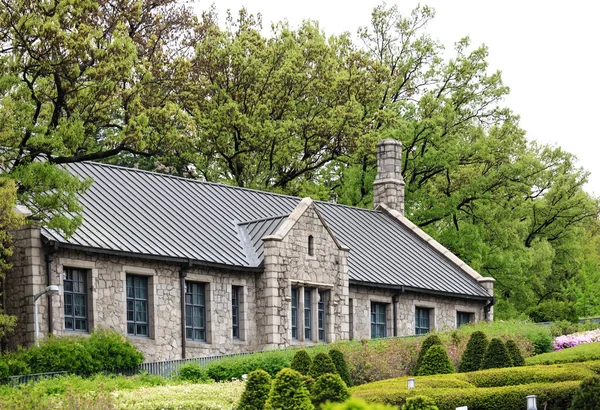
[42, 162, 490, 298]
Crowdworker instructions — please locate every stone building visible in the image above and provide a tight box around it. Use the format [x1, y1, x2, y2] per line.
[4, 139, 494, 361]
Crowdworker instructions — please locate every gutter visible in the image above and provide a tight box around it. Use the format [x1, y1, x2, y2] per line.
[42, 241, 59, 337]
[349, 279, 493, 302]
[484, 297, 497, 321]
[179, 262, 191, 359]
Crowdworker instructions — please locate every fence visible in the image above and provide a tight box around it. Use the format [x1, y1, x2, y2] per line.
[7, 371, 67, 386]
[535, 316, 600, 327]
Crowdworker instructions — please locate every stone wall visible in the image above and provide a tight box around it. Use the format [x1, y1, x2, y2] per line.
[349, 284, 487, 340]
[260, 198, 349, 349]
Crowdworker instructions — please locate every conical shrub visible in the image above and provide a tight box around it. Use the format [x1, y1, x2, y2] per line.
[264, 368, 313, 410]
[311, 373, 350, 408]
[417, 345, 454, 376]
[329, 349, 352, 387]
[480, 338, 512, 370]
[310, 352, 337, 379]
[570, 375, 600, 410]
[414, 334, 442, 375]
[402, 395, 439, 410]
[237, 369, 272, 410]
[505, 339, 525, 367]
[291, 349, 312, 376]
[458, 331, 489, 372]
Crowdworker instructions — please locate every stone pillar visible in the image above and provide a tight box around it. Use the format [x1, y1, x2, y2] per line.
[5, 224, 46, 349]
[260, 236, 282, 349]
[373, 139, 405, 214]
[478, 277, 495, 321]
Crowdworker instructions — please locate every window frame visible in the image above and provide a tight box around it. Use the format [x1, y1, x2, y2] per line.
[185, 281, 207, 342]
[308, 235, 314, 256]
[63, 267, 89, 332]
[318, 291, 327, 342]
[291, 287, 299, 340]
[415, 307, 431, 335]
[232, 285, 241, 339]
[457, 311, 474, 328]
[304, 289, 312, 340]
[126, 275, 149, 337]
[371, 302, 387, 339]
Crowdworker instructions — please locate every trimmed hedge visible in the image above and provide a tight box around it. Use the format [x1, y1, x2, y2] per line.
[414, 335, 442, 375]
[417, 345, 454, 376]
[310, 352, 337, 379]
[480, 338, 512, 370]
[177, 363, 210, 383]
[526, 342, 600, 366]
[264, 368, 312, 410]
[458, 331, 488, 373]
[505, 340, 525, 367]
[570, 375, 600, 410]
[238, 370, 272, 410]
[206, 350, 291, 381]
[352, 381, 580, 410]
[291, 350, 312, 376]
[322, 398, 398, 410]
[329, 349, 352, 387]
[402, 395, 438, 410]
[312, 373, 350, 408]
[464, 363, 596, 387]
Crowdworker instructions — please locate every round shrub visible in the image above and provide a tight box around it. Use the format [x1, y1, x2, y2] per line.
[322, 398, 398, 410]
[177, 363, 210, 383]
[264, 368, 313, 410]
[310, 352, 337, 379]
[329, 349, 352, 387]
[85, 329, 144, 371]
[291, 349, 312, 376]
[458, 331, 489, 373]
[570, 375, 600, 410]
[301, 374, 315, 394]
[414, 335, 442, 375]
[401, 395, 439, 410]
[238, 369, 272, 410]
[480, 338, 513, 370]
[312, 373, 350, 408]
[505, 340, 525, 367]
[417, 345, 454, 376]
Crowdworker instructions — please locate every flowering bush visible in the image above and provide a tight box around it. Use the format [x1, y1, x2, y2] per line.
[553, 329, 600, 350]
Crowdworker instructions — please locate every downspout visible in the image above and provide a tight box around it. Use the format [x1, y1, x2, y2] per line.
[180, 262, 191, 359]
[43, 241, 59, 337]
[392, 294, 399, 337]
[483, 297, 497, 321]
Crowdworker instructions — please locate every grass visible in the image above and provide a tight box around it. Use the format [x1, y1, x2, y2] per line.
[526, 341, 600, 365]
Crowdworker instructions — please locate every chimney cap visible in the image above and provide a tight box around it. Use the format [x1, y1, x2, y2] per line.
[377, 138, 402, 147]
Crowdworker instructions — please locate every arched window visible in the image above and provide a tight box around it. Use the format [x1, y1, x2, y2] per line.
[308, 235, 314, 256]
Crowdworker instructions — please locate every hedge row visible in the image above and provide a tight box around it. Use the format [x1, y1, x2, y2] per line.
[526, 342, 600, 366]
[352, 381, 579, 410]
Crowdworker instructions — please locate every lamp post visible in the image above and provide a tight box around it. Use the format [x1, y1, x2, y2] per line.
[34, 285, 60, 346]
[527, 395, 537, 410]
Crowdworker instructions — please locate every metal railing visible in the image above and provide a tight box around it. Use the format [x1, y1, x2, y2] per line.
[7, 371, 67, 386]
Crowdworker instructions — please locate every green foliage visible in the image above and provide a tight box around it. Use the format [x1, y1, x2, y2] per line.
[301, 374, 315, 395]
[416, 345, 455, 376]
[264, 368, 313, 410]
[458, 331, 489, 373]
[527, 300, 579, 323]
[291, 350, 313, 376]
[570, 375, 600, 410]
[310, 353, 338, 379]
[0, 361, 8, 381]
[526, 343, 600, 366]
[329, 349, 352, 387]
[463, 363, 596, 387]
[312, 373, 350, 408]
[401, 395, 438, 410]
[237, 370, 272, 410]
[2, 329, 143, 376]
[321, 398, 397, 410]
[177, 363, 210, 383]
[480, 338, 512, 370]
[414, 335, 442, 375]
[505, 340, 525, 367]
[205, 349, 295, 381]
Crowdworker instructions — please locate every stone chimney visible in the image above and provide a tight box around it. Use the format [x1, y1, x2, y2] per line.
[373, 139, 405, 214]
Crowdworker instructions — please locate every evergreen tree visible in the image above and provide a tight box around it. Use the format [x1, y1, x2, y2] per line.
[570, 375, 600, 410]
[264, 368, 313, 410]
[458, 331, 489, 372]
[309, 352, 337, 379]
[480, 338, 513, 370]
[311, 373, 350, 408]
[417, 345, 455, 376]
[291, 349, 313, 376]
[328, 349, 352, 387]
[414, 334, 442, 375]
[237, 370, 272, 410]
[505, 340, 525, 367]
[402, 395, 439, 410]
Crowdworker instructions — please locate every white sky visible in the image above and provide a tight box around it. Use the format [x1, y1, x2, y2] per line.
[193, 0, 600, 196]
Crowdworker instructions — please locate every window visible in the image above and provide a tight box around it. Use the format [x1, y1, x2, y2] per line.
[232, 286, 241, 339]
[308, 235, 314, 256]
[64, 268, 88, 332]
[457, 311, 473, 328]
[371, 302, 387, 338]
[304, 290, 312, 340]
[415, 307, 431, 335]
[318, 291, 327, 342]
[126, 275, 149, 337]
[185, 282, 206, 341]
[291, 287, 298, 339]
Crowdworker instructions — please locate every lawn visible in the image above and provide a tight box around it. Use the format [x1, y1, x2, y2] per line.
[526, 341, 600, 365]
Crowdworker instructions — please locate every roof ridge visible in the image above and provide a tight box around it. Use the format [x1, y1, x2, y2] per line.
[237, 214, 291, 226]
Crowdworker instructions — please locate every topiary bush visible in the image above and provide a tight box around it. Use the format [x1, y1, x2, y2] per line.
[569, 375, 600, 410]
[177, 363, 210, 383]
[458, 331, 489, 373]
[401, 395, 438, 410]
[322, 398, 397, 410]
[310, 352, 337, 379]
[264, 368, 313, 410]
[329, 349, 352, 387]
[291, 350, 312, 376]
[301, 374, 315, 394]
[312, 373, 350, 408]
[480, 338, 512, 370]
[84, 329, 144, 371]
[237, 369, 272, 410]
[414, 335, 442, 375]
[417, 345, 454, 376]
[506, 339, 525, 367]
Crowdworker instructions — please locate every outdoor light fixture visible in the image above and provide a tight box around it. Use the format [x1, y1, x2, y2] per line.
[407, 378, 415, 389]
[34, 285, 60, 346]
[527, 395, 537, 410]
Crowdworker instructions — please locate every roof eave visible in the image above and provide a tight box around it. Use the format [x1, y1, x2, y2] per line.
[349, 279, 493, 301]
